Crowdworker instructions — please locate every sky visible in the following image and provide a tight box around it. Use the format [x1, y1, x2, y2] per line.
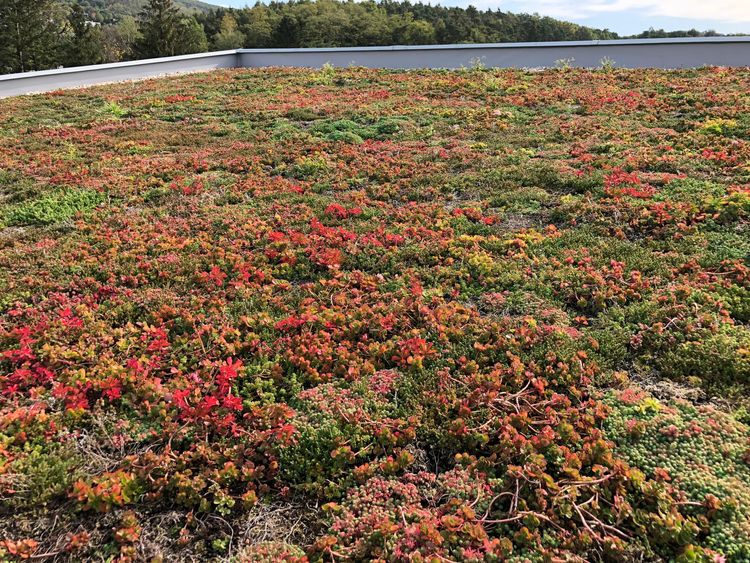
[217, 0, 750, 36]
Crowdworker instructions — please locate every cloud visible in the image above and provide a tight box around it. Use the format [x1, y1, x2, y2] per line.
[475, 0, 750, 24]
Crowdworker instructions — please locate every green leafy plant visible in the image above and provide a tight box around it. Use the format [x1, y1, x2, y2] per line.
[103, 101, 128, 118]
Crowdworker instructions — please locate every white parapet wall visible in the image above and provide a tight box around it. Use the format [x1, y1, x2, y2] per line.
[1, 37, 750, 98]
[0, 50, 240, 98]
[238, 37, 750, 70]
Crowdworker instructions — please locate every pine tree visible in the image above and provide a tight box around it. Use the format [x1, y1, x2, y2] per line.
[0, 0, 67, 73]
[136, 0, 180, 58]
[66, 3, 105, 67]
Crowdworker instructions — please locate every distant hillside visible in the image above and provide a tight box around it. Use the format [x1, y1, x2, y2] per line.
[68, 0, 216, 23]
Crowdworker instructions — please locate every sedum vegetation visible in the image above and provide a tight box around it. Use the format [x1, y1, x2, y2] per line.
[605, 389, 750, 560]
[0, 66, 749, 561]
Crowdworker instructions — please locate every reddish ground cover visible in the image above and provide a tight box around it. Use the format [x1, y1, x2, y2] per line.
[0, 66, 749, 561]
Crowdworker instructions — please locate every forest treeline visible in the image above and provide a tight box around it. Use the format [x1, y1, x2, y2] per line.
[0, 0, 739, 74]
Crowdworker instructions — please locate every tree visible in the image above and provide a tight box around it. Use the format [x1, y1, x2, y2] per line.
[240, 4, 277, 48]
[101, 16, 141, 62]
[65, 3, 106, 67]
[0, 0, 68, 73]
[136, 0, 180, 58]
[272, 14, 300, 48]
[394, 18, 436, 45]
[176, 17, 209, 55]
[213, 14, 245, 50]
